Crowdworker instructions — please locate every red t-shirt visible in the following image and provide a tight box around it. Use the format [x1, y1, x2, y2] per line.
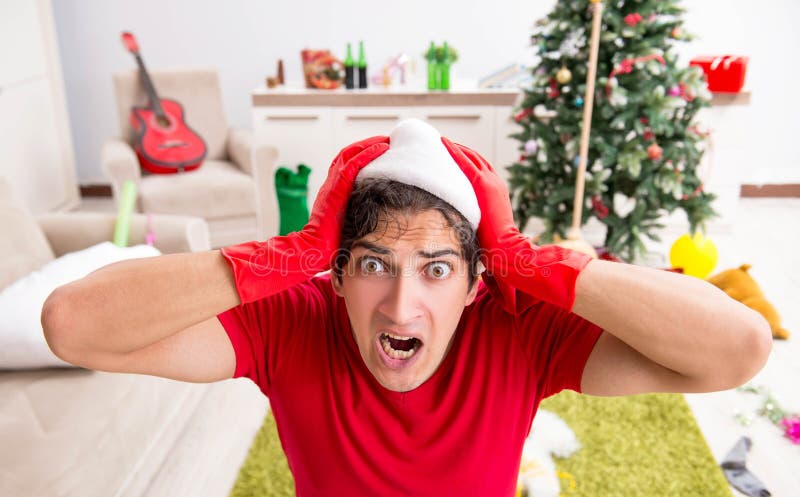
[217, 273, 603, 497]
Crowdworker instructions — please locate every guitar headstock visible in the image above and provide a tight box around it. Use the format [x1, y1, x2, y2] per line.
[121, 32, 139, 54]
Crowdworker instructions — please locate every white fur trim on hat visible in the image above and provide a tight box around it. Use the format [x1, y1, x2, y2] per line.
[355, 118, 481, 231]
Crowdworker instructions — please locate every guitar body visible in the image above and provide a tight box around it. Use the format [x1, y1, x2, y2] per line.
[120, 32, 207, 174]
[130, 99, 207, 174]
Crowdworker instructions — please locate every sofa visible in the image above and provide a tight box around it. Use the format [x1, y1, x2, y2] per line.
[0, 178, 267, 497]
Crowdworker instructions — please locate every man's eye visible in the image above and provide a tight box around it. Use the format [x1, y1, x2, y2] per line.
[360, 257, 386, 274]
[427, 261, 452, 279]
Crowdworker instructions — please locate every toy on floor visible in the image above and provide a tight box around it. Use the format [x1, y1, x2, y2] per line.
[706, 264, 790, 339]
[669, 232, 718, 278]
[516, 409, 581, 497]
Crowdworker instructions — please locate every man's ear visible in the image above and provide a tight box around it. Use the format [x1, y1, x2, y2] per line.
[464, 277, 480, 306]
[331, 272, 344, 297]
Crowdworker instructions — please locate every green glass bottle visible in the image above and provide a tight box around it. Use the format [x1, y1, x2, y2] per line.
[357, 41, 368, 89]
[426, 41, 438, 90]
[439, 41, 451, 91]
[344, 42, 355, 89]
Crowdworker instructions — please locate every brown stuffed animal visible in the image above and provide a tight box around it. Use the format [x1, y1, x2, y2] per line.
[706, 264, 790, 339]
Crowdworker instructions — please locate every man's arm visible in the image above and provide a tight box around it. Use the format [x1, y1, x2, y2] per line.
[41, 136, 391, 382]
[572, 259, 773, 396]
[42, 250, 241, 382]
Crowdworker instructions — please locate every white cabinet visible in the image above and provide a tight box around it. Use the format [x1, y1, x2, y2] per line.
[252, 89, 519, 208]
[0, 0, 78, 213]
[417, 105, 495, 169]
[0, 0, 48, 86]
[332, 107, 414, 151]
[493, 107, 522, 187]
[253, 106, 333, 208]
[0, 78, 67, 212]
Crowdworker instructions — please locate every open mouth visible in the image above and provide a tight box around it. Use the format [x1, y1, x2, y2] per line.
[379, 332, 423, 360]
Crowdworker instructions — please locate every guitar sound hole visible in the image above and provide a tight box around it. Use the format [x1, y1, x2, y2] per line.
[156, 115, 171, 128]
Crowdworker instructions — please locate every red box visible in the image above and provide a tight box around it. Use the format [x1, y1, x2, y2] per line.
[689, 55, 749, 93]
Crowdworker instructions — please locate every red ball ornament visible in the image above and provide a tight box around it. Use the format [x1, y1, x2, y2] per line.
[647, 142, 663, 160]
[644, 129, 655, 141]
[624, 13, 643, 27]
[547, 78, 560, 99]
[591, 195, 609, 219]
[514, 108, 533, 122]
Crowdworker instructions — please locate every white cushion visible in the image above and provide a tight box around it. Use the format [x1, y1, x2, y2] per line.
[0, 242, 161, 369]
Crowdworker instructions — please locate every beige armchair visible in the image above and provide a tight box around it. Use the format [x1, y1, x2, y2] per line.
[102, 67, 279, 248]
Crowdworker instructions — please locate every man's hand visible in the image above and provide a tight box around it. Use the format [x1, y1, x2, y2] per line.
[441, 137, 593, 312]
[221, 136, 390, 305]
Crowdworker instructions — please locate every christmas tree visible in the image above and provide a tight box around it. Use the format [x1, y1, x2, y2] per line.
[508, 0, 718, 262]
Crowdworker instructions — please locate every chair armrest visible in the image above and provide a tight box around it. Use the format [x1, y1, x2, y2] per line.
[101, 138, 141, 205]
[36, 212, 211, 256]
[226, 128, 255, 175]
[227, 127, 280, 239]
[252, 143, 280, 240]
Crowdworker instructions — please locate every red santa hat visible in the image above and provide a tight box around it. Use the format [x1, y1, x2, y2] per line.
[355, 118, 481, 231]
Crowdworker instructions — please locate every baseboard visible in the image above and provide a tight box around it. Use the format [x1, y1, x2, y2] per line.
[740, 184, 800, 197]
[80, 183, 112, 197]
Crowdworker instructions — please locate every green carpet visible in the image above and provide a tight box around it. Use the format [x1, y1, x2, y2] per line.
[228, 392, 731, 497]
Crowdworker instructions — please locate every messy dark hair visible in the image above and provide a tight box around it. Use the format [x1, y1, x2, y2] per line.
[332, 178, 481, 289]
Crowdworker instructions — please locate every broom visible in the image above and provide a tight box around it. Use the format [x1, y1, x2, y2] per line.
[555, 0, 604, 258]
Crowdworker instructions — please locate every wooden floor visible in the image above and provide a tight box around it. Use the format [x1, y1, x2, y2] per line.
[77, 196, 799, 495]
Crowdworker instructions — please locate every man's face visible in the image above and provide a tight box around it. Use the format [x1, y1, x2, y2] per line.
[332, 209, 479, 392]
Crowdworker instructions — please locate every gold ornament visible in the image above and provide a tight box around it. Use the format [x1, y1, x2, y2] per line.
[556, 66, 572, 84]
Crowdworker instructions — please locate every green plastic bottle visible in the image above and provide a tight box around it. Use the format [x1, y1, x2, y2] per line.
[426, 41, 438, 90]
[357, 41, 368, 89]
[439, 41, 451, 90]
[344, 42, 355, 89]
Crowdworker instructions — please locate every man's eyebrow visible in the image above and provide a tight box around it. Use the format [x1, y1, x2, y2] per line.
[417, 248, 460, 258]
[351, 240, 392, 255]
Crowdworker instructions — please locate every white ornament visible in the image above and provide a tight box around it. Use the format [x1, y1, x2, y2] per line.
[559, 29, 586, 57]
[609, 87, 628, 107]
[565, 139, 578, 158]
[613, 192, 637, 217]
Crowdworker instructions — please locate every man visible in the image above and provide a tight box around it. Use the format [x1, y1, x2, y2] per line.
[42, 119, 771, 496]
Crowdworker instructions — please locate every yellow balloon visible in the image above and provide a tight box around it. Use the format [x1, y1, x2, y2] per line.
[669, 233, 718, 279]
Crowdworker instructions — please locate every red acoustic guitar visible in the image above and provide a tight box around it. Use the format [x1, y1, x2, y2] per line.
[121, 32, 206, 174]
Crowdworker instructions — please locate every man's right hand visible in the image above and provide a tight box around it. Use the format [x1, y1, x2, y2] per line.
[220, 136, 390, 305]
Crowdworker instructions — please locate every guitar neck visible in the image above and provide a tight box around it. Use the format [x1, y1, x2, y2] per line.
[132, 53, 165, 117]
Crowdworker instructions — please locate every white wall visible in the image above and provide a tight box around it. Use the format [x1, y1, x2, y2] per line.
[676, 0, 800, 186]
[51, 0, 798, 185]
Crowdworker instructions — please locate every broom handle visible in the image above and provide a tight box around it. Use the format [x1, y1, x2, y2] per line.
[569, 0, 604, 238]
